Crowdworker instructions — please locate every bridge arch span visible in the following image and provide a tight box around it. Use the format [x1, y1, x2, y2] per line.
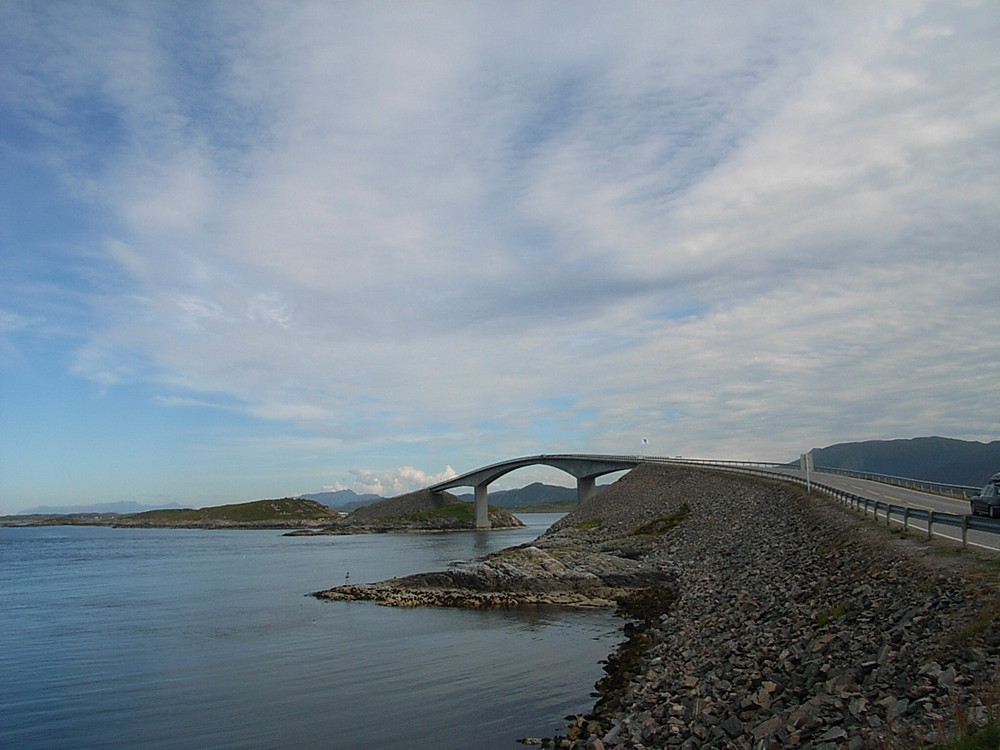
[428, 454, 641, 528]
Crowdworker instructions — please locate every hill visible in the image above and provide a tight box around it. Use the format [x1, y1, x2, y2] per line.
[119, 497, 338, 527]
[458, 482, 581, 509]
[293, 488, 524, 534]
[18, 500, 191, 515]
[806, 436, 1000, 486]
[298, 489, 383, 510]
[5, 498, 339, 529]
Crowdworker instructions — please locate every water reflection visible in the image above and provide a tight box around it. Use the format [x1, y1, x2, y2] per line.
[1, 514, 611, 750]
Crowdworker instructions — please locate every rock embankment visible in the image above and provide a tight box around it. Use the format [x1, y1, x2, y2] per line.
[541, 465, 1000, 749]
[314, 464, 1000, 748]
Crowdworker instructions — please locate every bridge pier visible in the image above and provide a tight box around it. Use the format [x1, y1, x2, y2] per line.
[428, 454, 644, 531]
[475, 476, 595, 529]
[475, 484, 489, 529]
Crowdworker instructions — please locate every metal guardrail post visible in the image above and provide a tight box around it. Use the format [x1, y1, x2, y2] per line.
[636, 456, 996, 551]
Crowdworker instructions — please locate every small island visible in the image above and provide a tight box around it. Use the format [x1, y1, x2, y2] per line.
[2, 490, 525, 533]
[285, 488, 525, 535]
[2, 497, 340, 529]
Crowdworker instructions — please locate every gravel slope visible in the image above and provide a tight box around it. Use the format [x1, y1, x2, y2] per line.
[543, 464, 1000, 750]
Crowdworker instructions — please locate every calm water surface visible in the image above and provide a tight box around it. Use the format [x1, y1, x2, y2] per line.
[0, 515, 621, 749]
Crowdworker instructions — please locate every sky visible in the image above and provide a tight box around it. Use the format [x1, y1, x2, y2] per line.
[1, 1, 998, 513]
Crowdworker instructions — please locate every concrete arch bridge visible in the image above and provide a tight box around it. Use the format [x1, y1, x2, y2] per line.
[428, 454, 642, 528]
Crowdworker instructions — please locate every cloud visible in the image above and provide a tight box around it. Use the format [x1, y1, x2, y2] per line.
[2, 0, 998, 506]
[330, 465, 458, 497]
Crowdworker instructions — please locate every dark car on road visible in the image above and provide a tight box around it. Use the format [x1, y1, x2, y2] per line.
[970, 472, 1000, 518]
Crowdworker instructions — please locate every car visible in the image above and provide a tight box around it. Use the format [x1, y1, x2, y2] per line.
[970, 472, 1000, 518]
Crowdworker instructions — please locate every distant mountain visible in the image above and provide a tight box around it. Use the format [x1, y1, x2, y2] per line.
[457, 482, 580, 508]
[298, 489, 383, 511]
[805, 437, 1000, 487]
[18, 500, 191, 515]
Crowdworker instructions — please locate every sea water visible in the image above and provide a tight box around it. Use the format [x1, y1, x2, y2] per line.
[0, 515, 620, 749]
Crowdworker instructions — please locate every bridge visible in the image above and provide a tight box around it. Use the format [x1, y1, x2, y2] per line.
[428, 453, 641, 528]
[426, 454, 999, 552]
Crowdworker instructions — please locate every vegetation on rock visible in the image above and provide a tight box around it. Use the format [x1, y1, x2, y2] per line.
[392, 502, 477, 522]
[4, 497, 339, 528]
[127, 497, 336, 523]
[630, 503, 690, 535]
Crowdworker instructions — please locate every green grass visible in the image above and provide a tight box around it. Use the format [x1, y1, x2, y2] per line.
[977, 557, 1000, 576]
[936, 721, 1000, 749]
[632, 503, 690, 535]
[398, 502, 478, 522]
[130, 498, 334, 523]
[573, 517, 605, 530]
[930, 546, 974, 558]
[815, 601, 847, 627]
[957, 600, 1000, 641]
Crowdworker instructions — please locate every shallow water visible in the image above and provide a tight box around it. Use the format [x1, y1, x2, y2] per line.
[0, 515, 620, 749]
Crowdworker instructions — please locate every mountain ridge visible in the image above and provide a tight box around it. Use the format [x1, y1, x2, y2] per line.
[805, 436, 1000, 487]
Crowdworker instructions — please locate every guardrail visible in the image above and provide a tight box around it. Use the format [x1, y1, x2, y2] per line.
[437, 454, 997, 550]
[643, 456, 785, 469]
[647, 459, 1000, 552]
[833, 489, 1000, 548]
[643, 456, 981, 498]
[802, 476, 999, 552]
[808, 466, 980, 499]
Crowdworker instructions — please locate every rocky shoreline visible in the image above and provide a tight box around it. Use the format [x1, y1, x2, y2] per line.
[314, 464, 1000, 749]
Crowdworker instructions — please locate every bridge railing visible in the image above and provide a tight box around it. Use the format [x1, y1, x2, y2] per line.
[806, 466, 981, 499]
[644, 456, 785, 469]
[429, 453, 645, 490]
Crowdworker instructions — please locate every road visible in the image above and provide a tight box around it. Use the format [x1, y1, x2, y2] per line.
[686, 463, 1000, 553]
[776, 467, 971, 515]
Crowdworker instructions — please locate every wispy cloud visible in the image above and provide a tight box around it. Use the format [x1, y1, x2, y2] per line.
[1, 1, 997, 508]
